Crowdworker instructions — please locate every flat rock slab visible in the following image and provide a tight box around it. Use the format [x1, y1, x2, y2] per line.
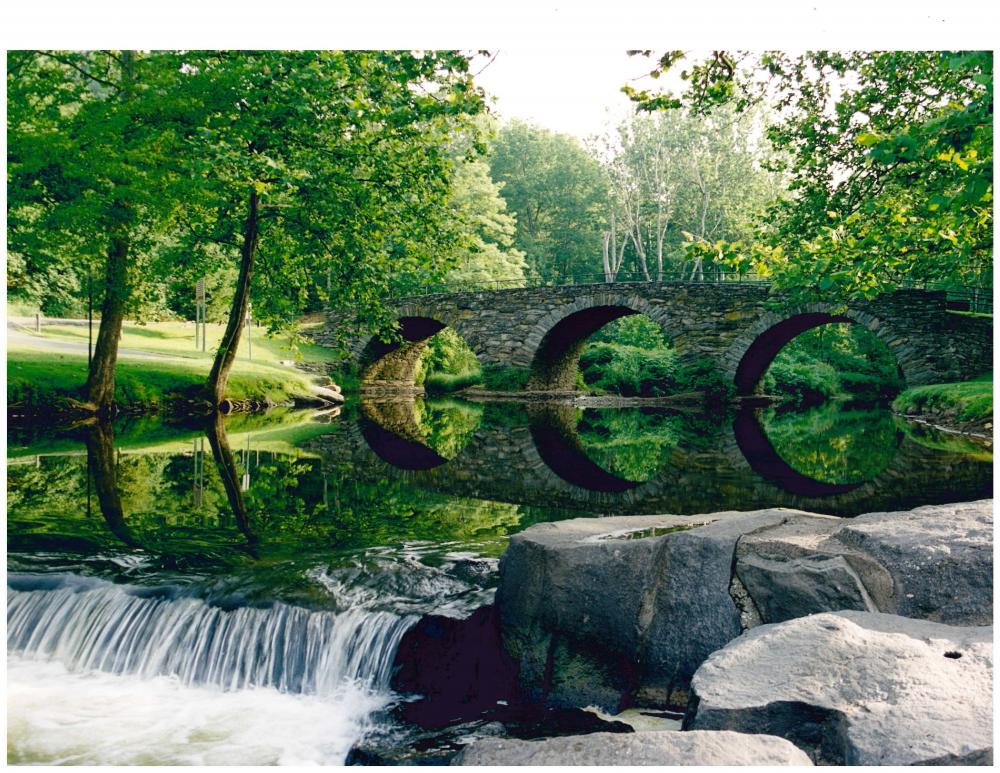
[453, 730, 813, 766]
[688, 611, 993, 765]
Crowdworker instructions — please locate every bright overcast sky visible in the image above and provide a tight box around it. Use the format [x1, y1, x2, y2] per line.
[473, 49, 679, 142]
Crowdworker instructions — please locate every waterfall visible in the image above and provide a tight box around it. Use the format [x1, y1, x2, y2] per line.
[7, 574, 415, 696]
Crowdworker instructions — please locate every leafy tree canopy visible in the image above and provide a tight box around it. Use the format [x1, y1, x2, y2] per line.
[625, 50, 993, 298]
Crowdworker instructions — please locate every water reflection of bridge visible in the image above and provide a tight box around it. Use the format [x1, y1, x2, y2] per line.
[307, 399, 991, 517]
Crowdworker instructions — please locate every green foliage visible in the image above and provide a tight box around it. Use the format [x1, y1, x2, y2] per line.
[892, 374, 993, 424]
[481, 364, 531, 392]
[489, 121, 609, 283]
[580, 343, 679, 396]
[763, 324, 903, 404]
[762, 402, 899, 484]
[576, 409, 683, 482]
[629, 51, 993, 297]
[415, 327, 482, 391]
[590, 315, 668, 348]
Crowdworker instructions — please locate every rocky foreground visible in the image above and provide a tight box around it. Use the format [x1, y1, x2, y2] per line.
[395, 500, 993, 765]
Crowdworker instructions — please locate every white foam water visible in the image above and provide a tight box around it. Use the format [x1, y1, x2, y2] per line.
[6, 574, 417, 764]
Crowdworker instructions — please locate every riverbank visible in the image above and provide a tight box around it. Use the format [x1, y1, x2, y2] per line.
[7, 346, 332, 421]
[892, 373, 993, 437]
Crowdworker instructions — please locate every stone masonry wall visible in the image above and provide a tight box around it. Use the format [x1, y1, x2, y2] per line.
[315, 284, 992, 391]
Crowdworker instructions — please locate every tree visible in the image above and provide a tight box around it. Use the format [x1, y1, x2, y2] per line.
[489, 121, 609, 283]
[8, 51, 194, 412]
[592, 107, 781, 281]
[624, 50, 993, 296]
[168, 51, 487, 405]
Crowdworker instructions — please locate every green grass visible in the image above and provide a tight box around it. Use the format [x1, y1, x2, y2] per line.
[32, 320, 338, 366]
[892, 373, 993, 425]
[7, 345, 319, 411]
[423, 369, 483, 394]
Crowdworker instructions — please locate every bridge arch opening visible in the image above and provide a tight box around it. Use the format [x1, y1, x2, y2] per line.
[529, 306, 675, 392]
[359, 317, 481, 393]
[733, 314, 904, 399]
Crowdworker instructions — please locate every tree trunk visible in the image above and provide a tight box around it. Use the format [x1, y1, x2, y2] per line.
[205, 409, 258, 549]
[207, 189, 260, 406]
[85, 51, 136, 415]
[86, 231, 130, 413]
[84, 418, 139, 548]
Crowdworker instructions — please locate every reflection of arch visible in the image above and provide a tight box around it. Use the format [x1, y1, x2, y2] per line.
[360, 418, 448, 471]
[528, 404, 640, 493]
[526, 300, 674, 391]
[358, 398, 449, 471]
[726, 306, 907, 395]
[732, 408, 863, 497]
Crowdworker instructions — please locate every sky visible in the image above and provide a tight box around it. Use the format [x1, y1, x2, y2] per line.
[472, 48, 686, 142]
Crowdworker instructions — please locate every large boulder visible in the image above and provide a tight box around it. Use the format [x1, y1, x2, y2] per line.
[734, 499, 992, 626]
[452, 730, 813, 766]
[687, 611, 993, 765]
[496, 501, 993, 713]
[496, 510, 791, 710]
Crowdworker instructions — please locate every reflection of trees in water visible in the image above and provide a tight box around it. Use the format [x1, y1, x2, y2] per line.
[205, 412, 259, 549]
[761, 403, 900, 485]
[413, 398, 483, 460]
[83, 420, 141, 548]
[574, 408, 685, 483]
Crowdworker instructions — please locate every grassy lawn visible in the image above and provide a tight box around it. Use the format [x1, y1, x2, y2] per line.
[31, 320, 338, 366]
[7, 344, 319, 410]
[7, 407, 340, 461]
[892, 373, 993, 426]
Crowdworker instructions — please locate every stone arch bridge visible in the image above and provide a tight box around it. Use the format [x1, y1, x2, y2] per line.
[315, 283, 992, 392]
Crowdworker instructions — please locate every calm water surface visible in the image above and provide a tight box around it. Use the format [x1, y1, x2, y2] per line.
[6, 398, 992, 764]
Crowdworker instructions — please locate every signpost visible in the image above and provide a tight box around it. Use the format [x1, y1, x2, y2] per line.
[195, 279, 207, 352]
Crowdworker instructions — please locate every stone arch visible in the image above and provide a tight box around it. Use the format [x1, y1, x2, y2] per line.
[357, 309, 480, 392]
[523, 294, 676, 391]
[723, 303, 911, 395]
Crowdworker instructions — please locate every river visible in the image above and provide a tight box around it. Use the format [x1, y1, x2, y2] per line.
[5, 399, 992, 763]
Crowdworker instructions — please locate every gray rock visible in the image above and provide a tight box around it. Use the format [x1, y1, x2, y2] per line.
[497, 509, 793, 709]
[734, 500, 992, 626]
[453, 730, 813, 766]
[834, 500, 993, 625]
[688, 611, 993, 765]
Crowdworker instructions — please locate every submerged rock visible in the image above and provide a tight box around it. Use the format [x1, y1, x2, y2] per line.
[452, 729, 813, 766]
[687, 611, 993, 765]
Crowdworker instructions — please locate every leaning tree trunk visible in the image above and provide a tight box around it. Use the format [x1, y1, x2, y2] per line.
[86, 231, 130, 413]
[84, 418, 140, 548]
[205, 409, 258, 549]
[207, 189, 260, 406]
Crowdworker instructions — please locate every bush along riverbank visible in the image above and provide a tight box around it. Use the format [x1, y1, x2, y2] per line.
[892, 373, 993, 438]
[7, 347, 342, 422]
[376, 500, 994, 766]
